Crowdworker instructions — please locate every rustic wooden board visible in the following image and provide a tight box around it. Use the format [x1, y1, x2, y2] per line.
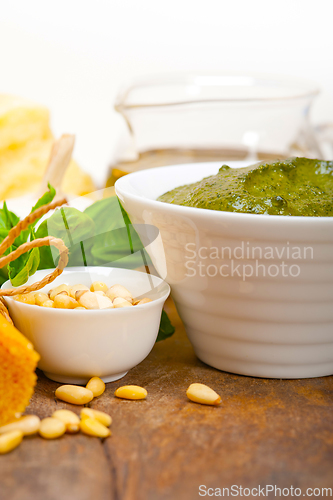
[1, 299, 332, 500]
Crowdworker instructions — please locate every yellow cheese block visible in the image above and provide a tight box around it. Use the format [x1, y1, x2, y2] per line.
[0, 314, 40, 426]
[0, 94, 52, 151]
[0, 94, 95, 199]
[0, 138, 95, 199]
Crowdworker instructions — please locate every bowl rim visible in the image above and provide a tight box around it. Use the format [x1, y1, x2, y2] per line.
[115, 161, 333, 224]
[2, 266, 171, 314]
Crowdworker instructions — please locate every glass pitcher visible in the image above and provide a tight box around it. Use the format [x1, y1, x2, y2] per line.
[107, 73, 332, 186]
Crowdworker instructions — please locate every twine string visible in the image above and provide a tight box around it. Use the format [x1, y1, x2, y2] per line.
[0, 198, 69, 321]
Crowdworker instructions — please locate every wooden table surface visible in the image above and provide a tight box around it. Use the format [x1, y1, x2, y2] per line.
[1, 299, 333, 500]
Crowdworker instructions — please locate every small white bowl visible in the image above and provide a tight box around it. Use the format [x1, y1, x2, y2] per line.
[2, 267, 170, 384]
[116, 161, 333, 379]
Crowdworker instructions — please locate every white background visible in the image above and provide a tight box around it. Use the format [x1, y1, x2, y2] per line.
[1, 0, 333, 186]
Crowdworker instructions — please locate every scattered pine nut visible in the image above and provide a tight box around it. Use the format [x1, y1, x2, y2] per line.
[0, 430, 23, 454]
[86, 377, 105, 397]
[114, 385, 147, 400]
[80, 418, 111, 438]
[186, 383, 221, 406]
[0, 415, 40, 436]
[52, 410, 80, 433]
[39, 418, 66, 439]
[80, 408, 112, 427]
[55, 385, 94, 405]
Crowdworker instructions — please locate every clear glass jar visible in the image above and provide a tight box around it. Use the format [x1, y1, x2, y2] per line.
[107, 73, 330, 186]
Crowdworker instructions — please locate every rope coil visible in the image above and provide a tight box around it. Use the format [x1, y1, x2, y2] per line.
[0, 198, 69, 322]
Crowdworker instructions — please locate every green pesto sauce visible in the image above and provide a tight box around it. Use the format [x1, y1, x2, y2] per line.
[157, 157, 333, 216]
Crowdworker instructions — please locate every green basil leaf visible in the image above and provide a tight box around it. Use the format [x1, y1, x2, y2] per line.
[27, 183, 56, 232]
[0, 202, 25, 247]
[46, 207, 95, 245]
[34, 220, 55, 269]
[0, 228, 9, 239]
[156, 309, 176, 342]
[8, 247, 40, 287]
[1, 202, 20, 230]
[35, 206, 95, 268]
[0, 267, 9, 286]
[84, 196, 151, 267]
[31, 183, 56, 213]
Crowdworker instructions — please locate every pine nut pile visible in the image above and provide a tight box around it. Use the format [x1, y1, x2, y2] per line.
[0, 378, 221, 454]
[13, 282, 152, 310]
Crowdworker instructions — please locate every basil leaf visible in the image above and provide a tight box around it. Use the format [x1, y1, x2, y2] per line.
[84, 196, 151, 268]
[47, 207, 95, 245]
[1, 202, 20, 230]
[0, 202, 26, 248]
[27, 183, 56, 232]
[35, 207, 95, 268]
[8, 247, 40, 287]
[156, 310, 176, 342]
[31, 183, 56, 214]
[33, 220, 54, 269]
[4, 185, 57, 285]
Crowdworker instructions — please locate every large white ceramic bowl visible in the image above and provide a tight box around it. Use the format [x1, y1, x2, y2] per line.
[2, 267, 170, 384]
[116, 161, 333, 379]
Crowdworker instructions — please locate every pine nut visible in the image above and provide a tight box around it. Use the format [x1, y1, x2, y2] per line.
[90, 281, 108, 293]
[0, 430, 23, 454]
[75, 289, 89, 301]
[80, 418, 111, 438]
[95, 294, 113, 309]
[53, 294, 79, 309]
[13, 293, 35, 305]
[49, 284, 70, 300]
[55, 385, 94, 405]
[114, 385, 147, 400]
[35, 292, 49, 306]
[39, 418, 66, 439]
[94, 291, 106, 296]
[186, 383, 221, 406]
[52, 410, 80, 433]
[69, 284, 89, 299]
[0, 415, 40, 436]
[78, 291, 113, 310]
[112, 297, 133, 308]
[106, 285, 133, 302]
[41, 299, 54, 308]
[77, 291, 98, 309]
[135, 298, 153, 305]
[86, 377, 105, 397]
[80, 408, 112, 427]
